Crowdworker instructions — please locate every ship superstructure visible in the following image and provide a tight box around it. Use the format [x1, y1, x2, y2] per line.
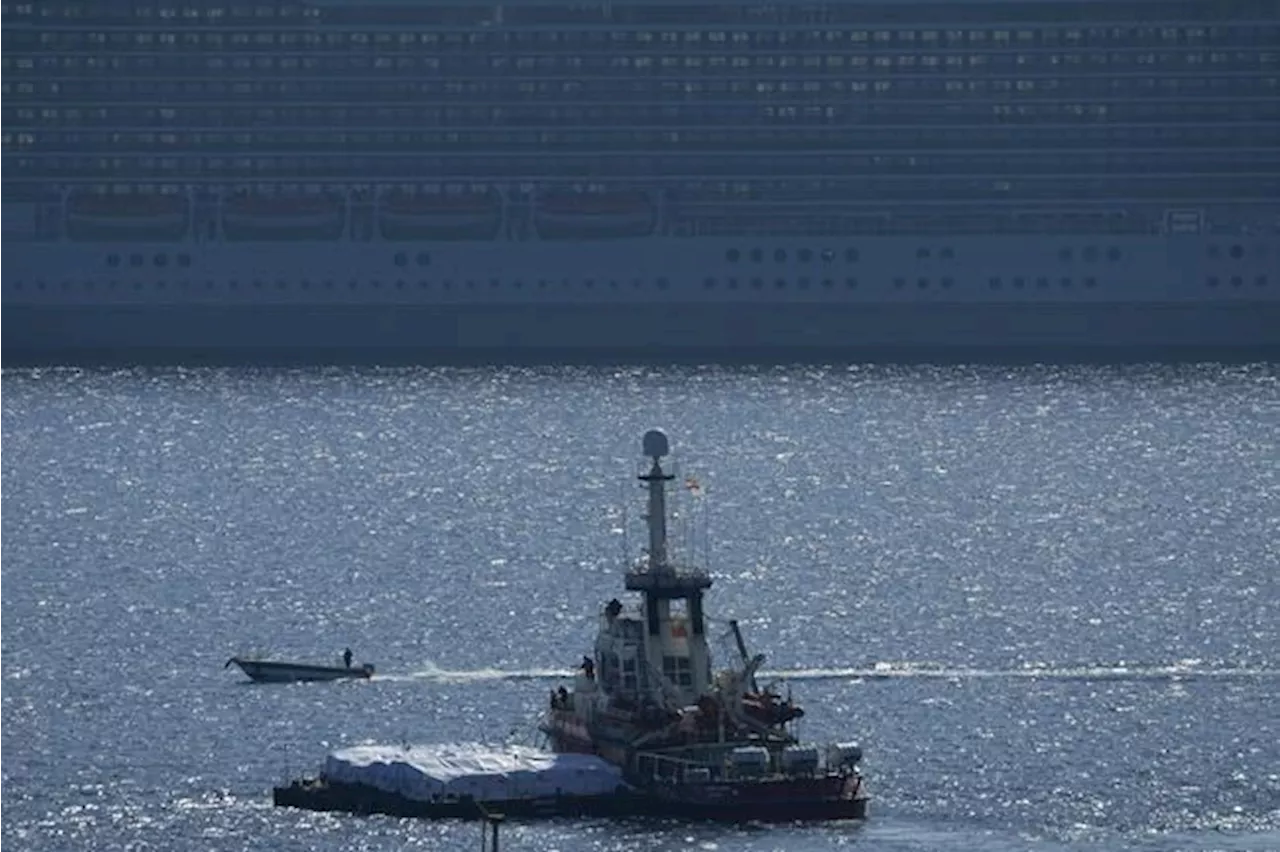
[2, 0, 1278, 362]
[539, 429, 867, 821]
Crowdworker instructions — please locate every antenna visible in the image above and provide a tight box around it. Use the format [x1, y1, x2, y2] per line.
[642, 428, 670, 460]
[620, 461, 630, 567]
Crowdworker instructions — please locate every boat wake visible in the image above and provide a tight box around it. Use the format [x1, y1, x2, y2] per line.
[376, 661, 1280, 684]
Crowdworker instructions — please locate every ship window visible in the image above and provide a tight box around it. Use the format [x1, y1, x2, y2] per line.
[662, 655, 693, 688]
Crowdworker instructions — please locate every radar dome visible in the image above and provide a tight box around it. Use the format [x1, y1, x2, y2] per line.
[642, 429, 670, 459]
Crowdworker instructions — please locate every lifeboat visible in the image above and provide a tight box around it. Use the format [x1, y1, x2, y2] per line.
[534, 190, 656, 240]
[65, 192, 190, 242]
[376, 190, 502, 241]
[221, 193, 346, 242]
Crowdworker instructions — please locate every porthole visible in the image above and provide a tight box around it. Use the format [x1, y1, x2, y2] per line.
[107, 254, 121, 267]
[416, 252, 431, 267]
[154, 254, 167, 267]
[774, 278, 787, 289]
[207, 280, 218, 290]
[844, 277, 858, 289]
[300, 280, 312, 290]
[1106, 247, 1122, 262]
[394, 252, 408, 267]
[941, 277, 955, 288]
[583, 279, 595, 289]
[749, 248, 763, 263]
[916, 278, 929, 289]
[940, 247, 955, 260]
[1058, 247, 1073, 262]
[1207, 276, 1220, 288]
[798, 248, 813, 263]
[821, 249, 835, 263]
[727, 278, 739, 289]
[275, 279, 287, 290]
[370, 280, 382, 290]
[1013, 277, 1026, 289]
[133, 281, 145, 291]
[821, 278, 835, 289]
[989, 277, 1002, 289]
[489, 278, 501, 288]
[512, 280, 523, 289]
[844, 248, 859, 263]
[1084, 277, 1098, 288]
[538, 279, 549, 289]
[750, 278, 764, 290]
[1036, 277, 1049, 288]
[703, 277, 716, 289]
[1060, 277, 1073, 288]
[893, 277, 907, 289]
[774, 249, 787, 262]
[1230, 275, 1243, 287]
[915, 247, 930, 259]
[656, 277, 670, 290]
[177, 254, 192, 268]
[726, 248, 741, 262]
[608, 279, 619, 289]
[347, 280, 359, 290]
[1229, 245, 1244, 259]
[466, 280, 477, 289]
[1256, 276, 1269, 287]
[60, 280, 73, 291]
[631, 279, 643, 289]
[130, 254, 144, 267]
[395, 279, 407, 290]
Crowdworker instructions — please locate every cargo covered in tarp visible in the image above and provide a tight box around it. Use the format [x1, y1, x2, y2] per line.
[321, 743, 624, 803]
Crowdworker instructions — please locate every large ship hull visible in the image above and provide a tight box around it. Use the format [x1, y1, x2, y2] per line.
[5, 235, 1278, 365]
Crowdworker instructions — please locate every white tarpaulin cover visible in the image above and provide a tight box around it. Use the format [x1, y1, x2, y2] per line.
[321, 743, 624, 803]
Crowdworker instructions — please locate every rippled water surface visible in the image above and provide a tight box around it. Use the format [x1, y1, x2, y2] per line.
[3, 364, 1278, 851]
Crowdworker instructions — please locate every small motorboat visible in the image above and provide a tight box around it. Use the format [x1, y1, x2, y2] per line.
[225, 655, 375, 684]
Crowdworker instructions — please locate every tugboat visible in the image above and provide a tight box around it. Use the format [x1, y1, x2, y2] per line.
[539, 429, 868, 821]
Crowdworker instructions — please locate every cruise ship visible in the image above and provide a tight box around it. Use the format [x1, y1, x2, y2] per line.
[3, 0, 1278, 364]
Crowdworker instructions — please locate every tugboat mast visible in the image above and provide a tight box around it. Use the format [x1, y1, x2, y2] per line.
[625, 429, 714, 705]
[639, 429, 674, 571]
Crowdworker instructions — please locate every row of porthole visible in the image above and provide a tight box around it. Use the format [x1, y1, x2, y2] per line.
[991, 276, 1098, 289]
[107, 253, 193, 268]
[1207, 275, 1270, 288]
[724, 246, 1132, 264]
[95, 246, 1270, 272]
[1207, 244, 1266, 260]
[9, 276, 1270, 294]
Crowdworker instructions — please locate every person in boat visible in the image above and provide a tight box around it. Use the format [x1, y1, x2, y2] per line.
[581, 655, 595, 680]
[343, 648, 353, 669]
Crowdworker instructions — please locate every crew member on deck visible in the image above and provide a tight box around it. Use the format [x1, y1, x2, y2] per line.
[343, 648, 353, 669]
[581, 655, 595, 680]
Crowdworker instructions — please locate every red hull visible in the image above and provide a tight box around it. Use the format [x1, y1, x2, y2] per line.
[542, 719, 867, 822]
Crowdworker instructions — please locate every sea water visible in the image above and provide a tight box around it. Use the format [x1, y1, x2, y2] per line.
[2, 363, 1277, 851]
